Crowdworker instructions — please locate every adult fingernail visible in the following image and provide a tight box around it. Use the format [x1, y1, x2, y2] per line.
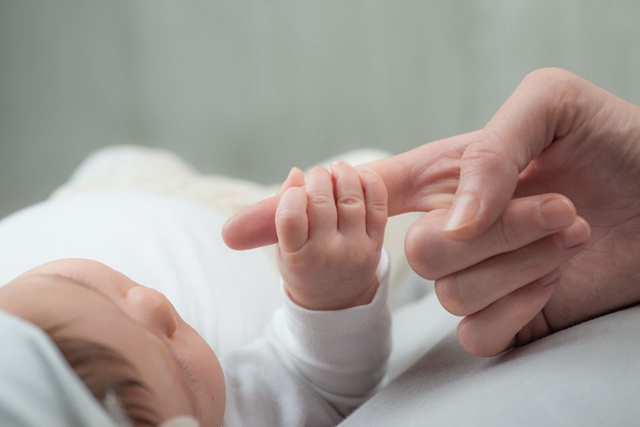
[556, 219, 590, 249]
[538, 198, 575, 230]
[536, 269, 560, 288]
[443, 193, 479, 231]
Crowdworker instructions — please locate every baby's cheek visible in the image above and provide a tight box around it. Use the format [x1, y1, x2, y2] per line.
[195, 341, 226, 426]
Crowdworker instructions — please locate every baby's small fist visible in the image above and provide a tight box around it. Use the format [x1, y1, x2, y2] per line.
[276, 161, 388, 311]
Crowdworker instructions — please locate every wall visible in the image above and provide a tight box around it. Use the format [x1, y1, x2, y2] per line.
[1, 0, 638, 217]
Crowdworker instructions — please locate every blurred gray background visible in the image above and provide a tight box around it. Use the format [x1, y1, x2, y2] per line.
[1, 1, 639, 218]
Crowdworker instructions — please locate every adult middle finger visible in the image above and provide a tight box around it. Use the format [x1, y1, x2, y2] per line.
[434, 217, 590, 317]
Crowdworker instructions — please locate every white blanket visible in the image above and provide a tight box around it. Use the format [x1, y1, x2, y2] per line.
[342, 294, 640, 426]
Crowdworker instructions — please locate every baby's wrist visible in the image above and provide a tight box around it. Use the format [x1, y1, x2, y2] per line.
[281, 248, 390, 311]
[284, 276, 380, 311]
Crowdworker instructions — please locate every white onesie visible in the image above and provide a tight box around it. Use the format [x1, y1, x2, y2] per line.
[0, 189, 391, 426]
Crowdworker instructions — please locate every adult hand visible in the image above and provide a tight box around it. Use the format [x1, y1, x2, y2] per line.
[223, 68, 640, 357]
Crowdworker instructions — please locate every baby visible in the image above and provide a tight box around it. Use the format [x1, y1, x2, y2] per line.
[0, 160, 390, 427]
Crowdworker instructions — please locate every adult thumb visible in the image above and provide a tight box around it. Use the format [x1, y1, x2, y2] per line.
[442, 68, 591, 240]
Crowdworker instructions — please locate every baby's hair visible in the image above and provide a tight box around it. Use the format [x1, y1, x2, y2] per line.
[46, 330, 162, 427]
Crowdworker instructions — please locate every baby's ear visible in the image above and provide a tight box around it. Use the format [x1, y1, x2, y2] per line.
[276, 167, 306, 197]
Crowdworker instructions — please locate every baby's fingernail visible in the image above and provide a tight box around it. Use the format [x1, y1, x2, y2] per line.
[284, 167, 298, 180]
[443, 193, 479, 231]
[332, 159, 346, 168]
[538, 198, 575, 230]
[278, 168, 294, 191]
[358, 167, 370, 174]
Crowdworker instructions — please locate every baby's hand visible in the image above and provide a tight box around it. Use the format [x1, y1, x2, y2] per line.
[275, 161, 388, 311]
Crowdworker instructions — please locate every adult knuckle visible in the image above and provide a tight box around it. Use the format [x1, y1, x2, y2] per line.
[463, 139, 506, 163]
[523, 67, 579, 90]
[463, 137, 520, 187]
[523, 68, 585, 115]
[465, 136, 521, 178]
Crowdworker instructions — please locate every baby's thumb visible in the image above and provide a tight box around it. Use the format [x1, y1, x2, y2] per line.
[277, 167, 305, 197]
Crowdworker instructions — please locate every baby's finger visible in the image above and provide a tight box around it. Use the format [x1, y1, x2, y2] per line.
[330, 160, 367, 238]
[275, 186, 309, 253]
[306, 167, 337, 239]
[224, 167, 306, 250]
[358, 167, 388, 243]
[276, 167, 306, 197]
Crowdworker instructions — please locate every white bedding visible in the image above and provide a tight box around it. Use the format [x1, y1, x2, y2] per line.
[342, 295, 640, 426]
[3, 145, 638, 425]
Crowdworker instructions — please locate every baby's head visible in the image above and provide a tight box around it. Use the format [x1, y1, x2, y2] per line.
[0, 259, 225, 427]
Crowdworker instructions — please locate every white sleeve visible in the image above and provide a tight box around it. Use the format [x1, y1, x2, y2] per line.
[222, 250, 391, 427]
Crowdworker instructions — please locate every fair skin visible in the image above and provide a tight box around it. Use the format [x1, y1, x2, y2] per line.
[276, 161, 387, 310]
[0, 259, 226, 427]
[0, 162, 387, 425]
[223, 67, 640, 357]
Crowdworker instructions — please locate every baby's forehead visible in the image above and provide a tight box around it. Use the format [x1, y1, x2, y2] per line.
[0, 272, 129, 340]
[0, 271, 144, 374]
[0, 273, 92, 311]
[10, 259, 140, 301]
[20, 258, 124, 283]
[4, 271, 102, 298]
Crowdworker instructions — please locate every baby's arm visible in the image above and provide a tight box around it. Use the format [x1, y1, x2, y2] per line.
[275, 160, 388, 311]
[224, 162, 390, 425]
